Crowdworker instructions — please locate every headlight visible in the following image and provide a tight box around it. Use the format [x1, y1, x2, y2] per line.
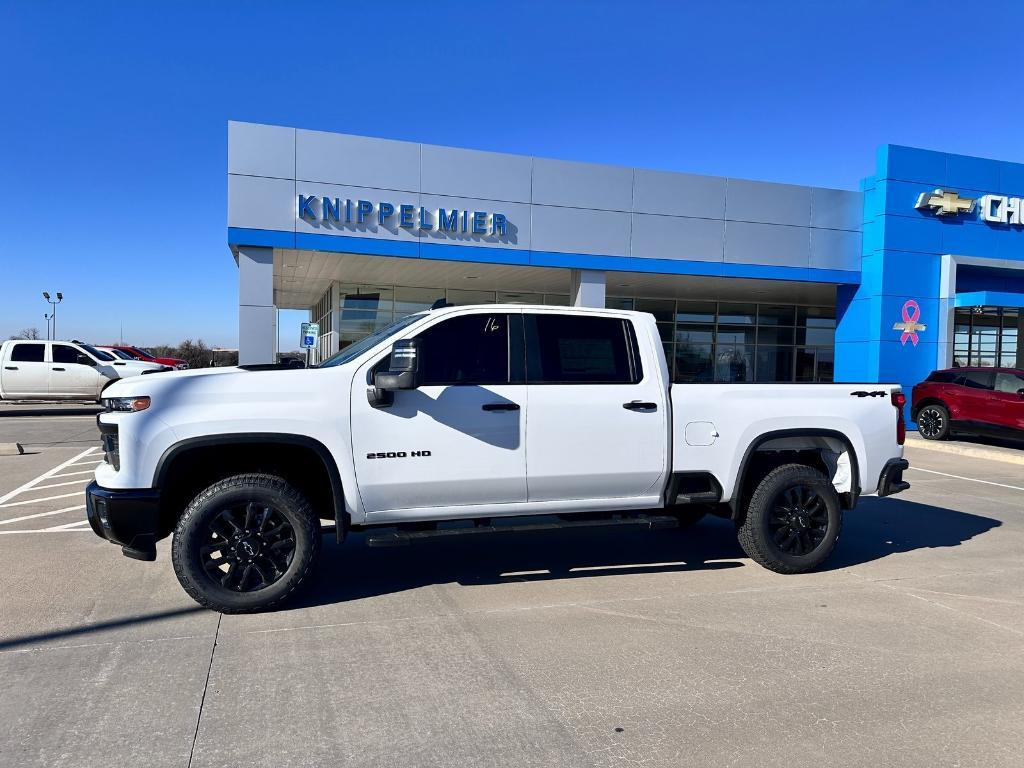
[103, 396, 151, 412]
[176, 363, 189, 370]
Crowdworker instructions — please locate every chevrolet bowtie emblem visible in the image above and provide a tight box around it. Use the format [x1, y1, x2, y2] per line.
[915, 188, 976, 216]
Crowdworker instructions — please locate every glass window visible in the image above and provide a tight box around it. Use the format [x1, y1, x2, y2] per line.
[655, 323, 674, 343]
[526, 314, 637, 384]
[635, 299, 675, 323]
[797, 327, 836, 347]
[718, 303, 757, 325]
[960, 370, 995, 389]
[675, 325, 714, 345]
[319, 314, 424, 368]
[714, 345, 753, 382]
[340, 289, 394, 315]
[797, 306, 836, 328]
[10, 343, 44, 362]
[757, 305, 796, 325]
[52, 344, 86, 365]
[675, 343, 713, 383]
[394, 287, 444, 317]
[543, 294, 570, 306]
[498, 291, 542, 305]
[816, 349, 834, 382]
[757, 327, 795, 346]
[716, 326, 756, 346]
[676, 301, 716, 324]
[926, 370, 959, 383]
[605, 297, 634, 311]
[446, 289, 497, 306]
[756, 346, 794, 382]
[416, 313, 510, 386]
[795, 348, 817, 382]
[995, 372, 1024, 394]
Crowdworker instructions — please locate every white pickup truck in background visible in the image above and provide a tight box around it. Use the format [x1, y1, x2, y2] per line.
[0, 339, 166, 401]
[86, 304, 910, 612]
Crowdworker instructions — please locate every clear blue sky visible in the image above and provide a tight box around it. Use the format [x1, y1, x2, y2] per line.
[2, 0, 1021, 348]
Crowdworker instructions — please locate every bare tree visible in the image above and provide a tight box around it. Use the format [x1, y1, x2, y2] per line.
[8, 327, 42, 340]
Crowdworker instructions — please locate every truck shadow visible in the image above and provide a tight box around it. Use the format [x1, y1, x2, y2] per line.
[293, 497, 1000, 608]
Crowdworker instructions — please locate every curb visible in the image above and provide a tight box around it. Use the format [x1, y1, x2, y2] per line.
[0, 443, 25, 456]
[905, 435, 1024, 466]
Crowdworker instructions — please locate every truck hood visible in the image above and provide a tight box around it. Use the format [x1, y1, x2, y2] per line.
[102, 365, 333, 412]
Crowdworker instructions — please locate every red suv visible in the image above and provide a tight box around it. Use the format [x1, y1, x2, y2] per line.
[109, 345, 189, 370]
[912, 367, 1024, 440]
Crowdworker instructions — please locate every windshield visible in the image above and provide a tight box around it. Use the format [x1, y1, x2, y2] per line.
[106, 348, 132, 359]
[317, 313, 424, 368]
[128, 346, 153, 358]
[80, 344, 115, 361]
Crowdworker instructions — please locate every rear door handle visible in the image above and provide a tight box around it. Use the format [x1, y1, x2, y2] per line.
[623, 400, 657, 411]
[4, 366, 17, 370]
[52, 367, 65, 371]
[482, 403, 520, 411]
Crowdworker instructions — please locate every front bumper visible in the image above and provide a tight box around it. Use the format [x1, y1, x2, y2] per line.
[86, 481, 162, 561]
[877, 458, 910, 498]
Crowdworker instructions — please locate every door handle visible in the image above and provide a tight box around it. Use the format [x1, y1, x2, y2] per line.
[482, 403, 520, 411]
[52, 367, 66, 371]
[623, 400, 657, 411]
[4, 366, 17, 370]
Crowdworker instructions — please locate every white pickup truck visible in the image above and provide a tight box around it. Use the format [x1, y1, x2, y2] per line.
[86, 304, 910, 612]
[0, 339, 166, 401]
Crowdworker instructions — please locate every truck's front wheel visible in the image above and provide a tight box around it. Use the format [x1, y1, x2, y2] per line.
[171, 474, 320, 613]
[736, 464, 841, 574]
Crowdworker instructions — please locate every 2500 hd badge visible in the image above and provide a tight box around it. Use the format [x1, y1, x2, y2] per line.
[366, 450, 432, 459]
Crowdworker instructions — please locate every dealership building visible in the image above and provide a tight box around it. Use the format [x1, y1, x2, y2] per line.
[227, 120, 1024, 404]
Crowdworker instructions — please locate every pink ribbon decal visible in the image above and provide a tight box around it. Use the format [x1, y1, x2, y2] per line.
[892, 299, 926, 346]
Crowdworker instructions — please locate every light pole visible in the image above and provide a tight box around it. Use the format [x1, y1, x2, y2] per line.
[42, 292, 63, 340]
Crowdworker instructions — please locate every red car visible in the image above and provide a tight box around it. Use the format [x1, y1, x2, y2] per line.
[911, 367, 1024, 440]
[109, 345, 189, 370]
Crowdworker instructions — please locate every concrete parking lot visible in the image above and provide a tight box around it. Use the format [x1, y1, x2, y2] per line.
[1, 409, 1022, 768]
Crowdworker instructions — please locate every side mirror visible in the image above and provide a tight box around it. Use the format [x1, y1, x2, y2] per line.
[368, 339, 421, 408]
[77, 354, 97, 367]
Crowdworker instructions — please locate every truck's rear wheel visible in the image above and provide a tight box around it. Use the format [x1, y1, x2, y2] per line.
[171, 473, 320, 613]
[736, 464, 841, 574]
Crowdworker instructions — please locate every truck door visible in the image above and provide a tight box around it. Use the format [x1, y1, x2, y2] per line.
[523, 313, 668, 503]
[2, 342, 49, 397]
[351, 311, 528, 515]
[49, 343, 103, 397]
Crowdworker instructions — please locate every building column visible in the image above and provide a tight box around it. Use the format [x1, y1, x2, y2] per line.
[237, 245, 275, 365]
[570, 269, 606, 308]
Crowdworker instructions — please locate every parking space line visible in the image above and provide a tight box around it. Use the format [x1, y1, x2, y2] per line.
[27, 478, 92, 492]
[48, 470, 97, 479]
[0, 491, 86, 509]
[43, 519, 91, 531]
[907, 466, 1024, 492]
[0, 447, 96, 506]
[0, 506, 83, 526]
[0, 528, 90, 535]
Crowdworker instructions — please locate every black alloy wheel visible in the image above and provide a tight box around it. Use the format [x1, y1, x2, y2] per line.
[917, 405, 948, 440]
[171, 473, 320, 613]
[766, 484, 829, 556]
[201, 502, 296, 592]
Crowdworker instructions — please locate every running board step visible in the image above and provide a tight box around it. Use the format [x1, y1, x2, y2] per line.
[672, 491, 720, 505]
[366, 514, 680, 547]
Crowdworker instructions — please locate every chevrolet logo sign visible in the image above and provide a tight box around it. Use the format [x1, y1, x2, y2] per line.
[915, 188, 976, 216]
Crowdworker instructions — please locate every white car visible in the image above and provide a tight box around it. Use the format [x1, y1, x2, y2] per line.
[89, 304, 910, 612]
[97, 346, 169, 375]
[0, 340, 160, 401]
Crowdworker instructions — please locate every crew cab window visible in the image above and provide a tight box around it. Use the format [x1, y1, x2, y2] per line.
[995, 372, 1024, 394]
[525, 314, 640, 384]
[958, 371, 994, 390]
[10, 343, 44, 362]
[52, 344, 89, 365]
[416, 313, 511, 386]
